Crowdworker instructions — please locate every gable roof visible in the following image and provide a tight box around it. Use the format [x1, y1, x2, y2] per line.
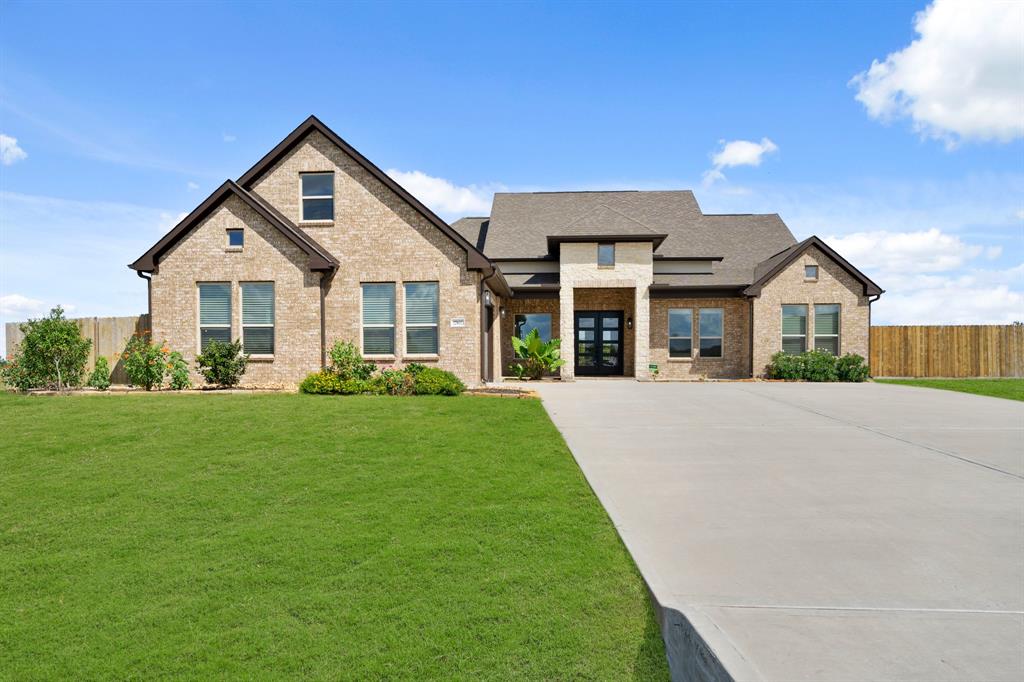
[743, 235, 883, 297]
[236, 115, 490, 270]
[130, 180, 337, 272]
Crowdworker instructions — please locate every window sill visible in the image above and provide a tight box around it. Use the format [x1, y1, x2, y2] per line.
[403, 355, 439, 362]
[804, 278, 818, 283]
[597, 265, 615, 270]
[667, 357, 693, 362]
[299, 220, 334, 226]
[248, 355, 274, 362]
[364, 354, 396, 362]
[225, 247, 243, 253]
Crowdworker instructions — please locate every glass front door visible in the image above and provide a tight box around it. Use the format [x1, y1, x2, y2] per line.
[574, 311, 624, 376]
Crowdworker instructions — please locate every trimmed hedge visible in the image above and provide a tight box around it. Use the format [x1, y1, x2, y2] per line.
[767, 351, 869, 382]
[412, 367, 466, 396]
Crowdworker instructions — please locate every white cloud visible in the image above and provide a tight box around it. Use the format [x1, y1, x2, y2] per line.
[850, 0, 1024, 145]
[986, 245, 1003, 260]
[825, 228, 982, 273]
[186, 181, 199, 191]
[222, 133, 237, 143]
[385, 169, 504, 218]
[0, 294, 47, 318]
[702, 138, 778, 186]
[0, 134, 28, 165]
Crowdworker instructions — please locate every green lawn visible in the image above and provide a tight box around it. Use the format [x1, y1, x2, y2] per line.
[0, 393, 667, 680]
[874, 378, 1024, 402]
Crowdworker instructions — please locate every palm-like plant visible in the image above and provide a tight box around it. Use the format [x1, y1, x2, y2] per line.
[510, 329, 565, 380]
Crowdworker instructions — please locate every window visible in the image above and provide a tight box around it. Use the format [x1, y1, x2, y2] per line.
[781, 305, 808, 354]
[515, 313, 552, 342]
[814, 304, 840, 355]
[668, 308, 692, 358]
[198, 283, 231, 351]
[598, 243, 615, 267]
[405, 282, 439, 355]
[241, 283, 274, 355]
[699, 308, 723, 358]
[361, 283, 395, 355]
[804, 265, 818, 280]
[227, 229, 244, 247]
[301, 172, 334, 221]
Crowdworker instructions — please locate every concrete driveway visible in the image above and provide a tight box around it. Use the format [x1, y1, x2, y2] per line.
[533, 381, 1024, 681]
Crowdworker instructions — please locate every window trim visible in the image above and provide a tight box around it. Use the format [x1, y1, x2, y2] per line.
[804, 264, 819, 281]
[597, 242, 615, 267]
[226, 228, 244, 249]
[813, 303, 841, 355]
[361, 282, 396, 357]
[403, 281, 440, 357]
[781, 304, 808, 355]
[697, 307, 724, 359]
[300, 171, 335, 223]
[196, 281, 232, 355]
[667, 307, 693, 360]
[514, 312, 553, 343]
[240, 282, 275, 358]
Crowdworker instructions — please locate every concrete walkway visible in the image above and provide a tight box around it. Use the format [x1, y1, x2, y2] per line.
[532, 381, 1024, 681]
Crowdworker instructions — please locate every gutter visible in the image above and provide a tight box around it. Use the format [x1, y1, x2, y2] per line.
[320, 270, 336, 369]
[136, 270, 152, 332]
[479, 265, 504, 384]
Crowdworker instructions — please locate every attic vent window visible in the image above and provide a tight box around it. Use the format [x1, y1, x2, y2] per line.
[301, 172, 334, 221]
[598, 243, 615, 267]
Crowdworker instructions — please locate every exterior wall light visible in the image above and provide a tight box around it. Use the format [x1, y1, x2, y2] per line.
[627, 316, 633, 330]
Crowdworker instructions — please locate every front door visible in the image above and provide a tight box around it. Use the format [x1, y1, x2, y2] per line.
[574, 311, 624, 376]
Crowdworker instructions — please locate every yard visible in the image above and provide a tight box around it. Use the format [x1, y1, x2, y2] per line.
[874, 378, 1024, 402]
[0, 392, 668, 680]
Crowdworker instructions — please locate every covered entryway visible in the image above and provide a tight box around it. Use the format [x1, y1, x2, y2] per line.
[574, 310, 624, 376]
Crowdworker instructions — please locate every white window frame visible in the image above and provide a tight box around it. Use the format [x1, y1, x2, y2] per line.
[697, 307, 724, 359]
[668, 308, 693, 359]
[196, 282, 232, 354]
[226, 228, 243, 249]
[241, 282, 275, 358]
[300, 172, 334, 222]
[814, 303, 841, 355]
[804, 264, 819, 281]
[404, 281, 439, 356]
[781, 304, 808, 355]
[361, 282, 396, 357]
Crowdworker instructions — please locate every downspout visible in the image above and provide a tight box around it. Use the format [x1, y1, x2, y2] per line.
[747, 295, 755, 378]
[867, 292, 881, 376]
[319, 270, 336, 369]
[480, 266, 502, 384]
[136, 270, 152, 332]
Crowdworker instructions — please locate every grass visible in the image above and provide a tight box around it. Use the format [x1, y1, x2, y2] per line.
[0, 392, 668, 680]
[874, 378, 1024, 402]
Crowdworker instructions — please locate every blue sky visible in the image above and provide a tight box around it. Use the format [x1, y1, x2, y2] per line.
[1, 0, 1022, 352]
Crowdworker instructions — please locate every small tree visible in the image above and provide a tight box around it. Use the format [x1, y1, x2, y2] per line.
[195, 339, 248, 387]
[328, 340, 376, 380]
[123, 334, 168, 390]
[87, 356, 112, 390]
[14, 306, 92, 390]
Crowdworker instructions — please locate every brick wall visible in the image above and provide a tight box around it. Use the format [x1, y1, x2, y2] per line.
[649, 297, 750, 379]
[751, 246, 870, 376]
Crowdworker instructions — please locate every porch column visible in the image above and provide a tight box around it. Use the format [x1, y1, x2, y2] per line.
[634, 286, 651, 380]
[560, 286, 575, 381]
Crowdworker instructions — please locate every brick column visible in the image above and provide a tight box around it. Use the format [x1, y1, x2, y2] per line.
[560, 286, 575, 381]
[634, 286, 651, 380]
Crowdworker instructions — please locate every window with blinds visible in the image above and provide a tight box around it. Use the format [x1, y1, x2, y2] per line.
[781, 305, 807, 355]
[699, 308, 723, 358]
[301, 172, 334, 221]
[668, 309, 692, 358]
[241, 283, 275, 355]
[405, 282, 439, 355]
[814, 304, 840, 355]
[198, 282, 231, 351]
[362, 283, 395, 355]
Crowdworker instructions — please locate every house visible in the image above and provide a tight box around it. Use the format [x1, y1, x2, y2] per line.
[131, 116, 883, 387]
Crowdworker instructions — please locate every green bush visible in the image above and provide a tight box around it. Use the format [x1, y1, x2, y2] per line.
[87, 357, 112, 390]
[373, 367, 416, 396]
[328, 341, 376, 381]
[300, 371, 382, 395]
[123, 334, 168, 390]
[168, 351, 192, 390]
[802, 349, 839, 382]
[836, 353, 870, 382]
[195, 339, 248, 388]
[412, 367, 466, 396]
[767, 351, 805, 380]
[6, 306, 92, 390]
[510, 329, 564, 380]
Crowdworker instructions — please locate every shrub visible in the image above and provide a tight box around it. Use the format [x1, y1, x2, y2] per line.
[300, 371, 382, 395]
[328, 341, 375, 381]
[373, 367, 416, 396]
[167, 351, 192, 390]
[123, 334, 168, 390]
[9, 306, 92, 390]
[767, 351, 805, 380]
[195, 339, 248, 388]
[0, 356, 35, 391]
[87, 357, 112, 390]
[836, 353, 870, 382]
[510, 329, 565, 380]
[802, 349, 839, 382]
[412, 367, 465, 396]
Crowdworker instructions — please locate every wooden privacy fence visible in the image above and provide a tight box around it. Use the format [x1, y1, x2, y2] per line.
[5, 314, 150, 385]
[870, 324, 1024, 378]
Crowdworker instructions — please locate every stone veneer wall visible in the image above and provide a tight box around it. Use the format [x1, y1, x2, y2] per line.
[649, 297, 751, 379]
[248, 130, 483, 386]
[558, 241, 653, 380]
[150, 195, 322, 388]
[751, 245, 870, 376]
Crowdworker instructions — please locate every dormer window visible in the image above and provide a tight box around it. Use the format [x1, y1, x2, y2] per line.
[598, 243, 615, 267]
[301, 172, 334, 221]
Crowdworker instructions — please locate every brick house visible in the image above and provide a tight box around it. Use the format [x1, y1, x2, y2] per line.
[131, 116, 882, 387]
